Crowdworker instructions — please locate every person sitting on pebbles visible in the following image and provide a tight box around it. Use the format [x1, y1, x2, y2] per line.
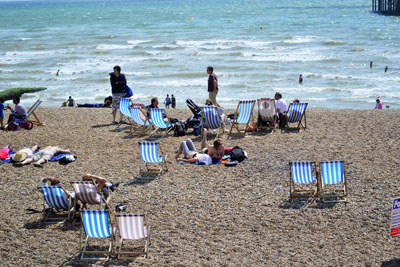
[202, 129, 225, 160]
[13, 145, 70, 167]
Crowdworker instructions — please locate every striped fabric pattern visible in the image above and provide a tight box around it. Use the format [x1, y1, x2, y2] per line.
[290, 161, 316, 184]
[139, 142, 163, 163]
[130, 107, 150, 126]
[26, 98, 41, 117]
[149, 108, 168, 128]
[81, 210, 112, 238]
[39, 185, 69, 210]
[287, 103, 307, 123]
[117, 214, 147, 240]
[71, 181, 101, 205]
[236, 100, 255, 124]
[119, 97, 132, 118]
[202, 106, 221, 129]
[320, 161, 344, 185]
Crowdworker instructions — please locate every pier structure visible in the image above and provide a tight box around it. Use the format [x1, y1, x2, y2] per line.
[372, 0, 400, 15]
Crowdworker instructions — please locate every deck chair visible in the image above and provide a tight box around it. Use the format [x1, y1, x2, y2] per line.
[149, 108, 171, 136]
[318, 161, 347, 202]
[70, 181, 110, 217]
[138, 141, 168, 173]
[257, 98, 276, 130]
[201, 106, 223, 135]
[80, 210, 115, 260]
[38, 185, 74, 223]
[286, 103, 308, 130]
[289, 161, 318, 199]
[117, 97, 132, 127]
[129, 106, 151, 136]
[228, 100, 256, 137]
[26, 98, 44, 126]
[115, 214, 150, 259]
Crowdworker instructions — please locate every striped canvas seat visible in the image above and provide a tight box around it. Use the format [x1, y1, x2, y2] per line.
[149, 108, 171, 136]
[319, 161, 347, 202]
[70, 181, 102, 207]
[130, 107, 150, 126]
[119, 97, 132, 118]
[116, 214, 150, 259]
[39, 185, 73, 222]
[138, 141, 167, 173]
[229, 100, 256, 137]
[286, 103, 308, 129]
[202, 106, 222, 133]
[80, 210, 114, 260]
[289, 161, 318, 199]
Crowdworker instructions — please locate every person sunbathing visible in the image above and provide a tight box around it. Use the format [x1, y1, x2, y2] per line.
[175, 139, 212, 165]
[13, 145, 70, 167]
[12, 144, 40, 166]
[82, 173, 119, 201]
[201, 129, 225, 160]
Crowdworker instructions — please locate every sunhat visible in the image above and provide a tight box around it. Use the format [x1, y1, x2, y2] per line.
[12, 151, 26, 162]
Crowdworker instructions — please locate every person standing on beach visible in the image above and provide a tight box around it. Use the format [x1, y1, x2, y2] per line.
[171, 94, 176, 108]
[207, 66, 219, 107]
[274, 92, 288, 128]
[164, 94, 171, 109]
[109, 65, 127, 124]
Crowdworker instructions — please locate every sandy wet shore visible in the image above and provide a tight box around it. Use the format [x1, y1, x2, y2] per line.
[0, 107, 399, 266]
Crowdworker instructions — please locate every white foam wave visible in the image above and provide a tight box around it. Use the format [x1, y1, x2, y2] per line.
[283, 36, 317, 44]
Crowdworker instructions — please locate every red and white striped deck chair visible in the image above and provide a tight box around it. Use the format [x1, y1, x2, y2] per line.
[115, 214, 150, 259]
[70, 181, 110, 213]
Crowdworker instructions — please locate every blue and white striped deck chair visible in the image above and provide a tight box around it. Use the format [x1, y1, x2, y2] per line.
[289, 161, 318, 199]
[80, 210, 115, 260]
[138, 141, 168, 173]
[286, 103, 308, 130]
[117, 97, 132, 127]
[201, 106, 223, 135]
[319, 161, 347, 202]
[149, 108, 171, 136]
[228, 100, 256, 137]
[38, 185, 73, 223]
[129, 106, 151, 136]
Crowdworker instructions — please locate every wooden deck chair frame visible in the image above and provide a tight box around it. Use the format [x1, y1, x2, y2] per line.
[115, 214, 150, 260]
[129, 105, 152, 136]
[138, 141, 168, 174]
[318, 161, 347, 203]
[289, 161, 319, 200]
[70, 180, 112, 219]
[38, 184, 74, 223]
[228, 100, 256, 137]
[79, 209, 115, 260]
[257, 98, 277, 131]
[149, 108, 172, 137]
[26, 98, 44, 126]
[285, 103, 308, 130]
[201, 106, 224, 137]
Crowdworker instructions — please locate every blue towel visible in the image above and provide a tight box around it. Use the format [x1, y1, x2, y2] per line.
[0, 151, 72, 163]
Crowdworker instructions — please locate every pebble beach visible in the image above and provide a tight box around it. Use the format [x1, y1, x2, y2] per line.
[0, 107, 399, 266]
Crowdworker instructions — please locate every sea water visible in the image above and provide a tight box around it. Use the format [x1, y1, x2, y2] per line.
[1, 0, 399, 109]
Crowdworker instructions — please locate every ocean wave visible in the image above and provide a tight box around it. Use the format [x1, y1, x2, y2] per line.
[95, 44, 136, 50]
[282, 36, 316, 44]
[322, 40, 345, 46]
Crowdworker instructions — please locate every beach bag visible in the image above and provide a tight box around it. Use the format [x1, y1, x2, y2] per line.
[229, 146, 246, 162]
[174, 121, 186, 136]
[125, 85, 133, 97]
[58, 155, 77, 165]
[193, 125, 201, 136]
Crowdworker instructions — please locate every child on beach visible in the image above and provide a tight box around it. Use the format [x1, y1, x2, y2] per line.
[0, 97, 5, 130]
[164, 94, 171, 109]
[375, 99, 383, 110]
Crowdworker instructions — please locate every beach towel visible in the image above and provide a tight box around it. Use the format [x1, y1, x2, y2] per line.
[0, 151, 72, 163]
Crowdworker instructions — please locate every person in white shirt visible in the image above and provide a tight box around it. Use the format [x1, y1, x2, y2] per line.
[275, 92, 288, 128]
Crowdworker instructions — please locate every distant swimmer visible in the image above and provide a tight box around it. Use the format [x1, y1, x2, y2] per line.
[56, 69, 60, 76]
[385, 66, 388, 72]
[187, 17, 195, 20]
[370, 61, 373, 68]
[260, 26, 263, 30]
[299, 74, 303, 84]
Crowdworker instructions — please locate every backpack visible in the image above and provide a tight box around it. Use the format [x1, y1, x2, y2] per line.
[229, 146, 246, 162]
[174, 121, 186, 136]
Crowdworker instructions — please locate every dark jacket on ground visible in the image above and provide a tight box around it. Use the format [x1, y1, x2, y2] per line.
[110, 73, 127, 94]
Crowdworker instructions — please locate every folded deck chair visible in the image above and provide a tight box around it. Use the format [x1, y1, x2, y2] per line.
[129, 106, 151, 136]
[257, 98, 276, 130]
[286, 103, 308, 130]
[38, 185, 74, 223]
[70, 181, 110, 217]
[318, 161, 347, 202]
[289, 161, 318, 199]
[228, 100, 256, 137]
[201, 106, 223, 135]
[115, 214, 150, 259]
[138, 141, 168, 173]
[26, 98, 44, 126]
[149, 108, 171, 136]
[80, 210, 115, 260]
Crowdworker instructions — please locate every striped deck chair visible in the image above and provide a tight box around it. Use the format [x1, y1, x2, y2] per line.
[289, 161, 318, 199]
[149, 108, 171, 136]
[286, 103, 308, 130]
[129, 106, 151, 136]
[138, 141, 168, 173]
[318, 161, 347, 202]
[257, 98, 276, 130]
[26, 98, 44, 126]
[70, 181, 110, 215]
[228, 100, 256, 137]
[38, 185, 74, 223]
[115, 214, 150, 259]
[80, 210, 115, 260]
[117, 97, 132, 127]
[201, 106, 223, 135]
